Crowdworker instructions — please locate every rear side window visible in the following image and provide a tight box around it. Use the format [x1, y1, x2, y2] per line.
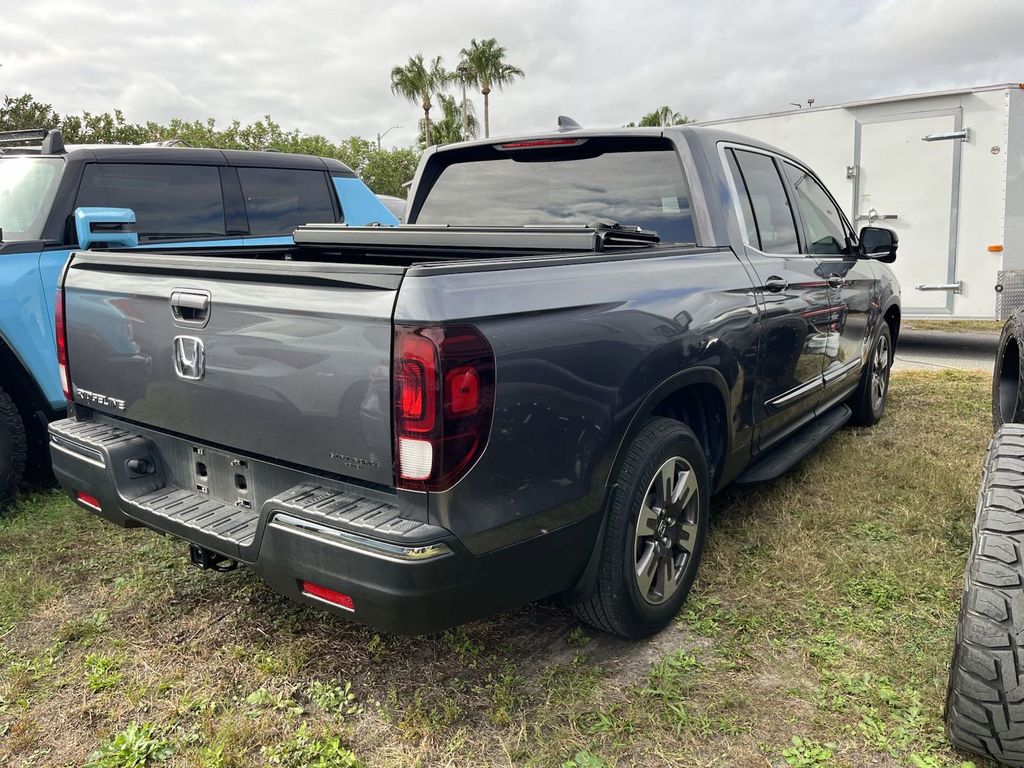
[729, 149, 799, 254]
[237, 168, 337, 235]
[782, 162, 850, 255]
[75, 163, 225, 240]
[415, 138, 696, 243]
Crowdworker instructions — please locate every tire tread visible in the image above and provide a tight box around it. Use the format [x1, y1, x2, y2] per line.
[947, 422, 1024, 765]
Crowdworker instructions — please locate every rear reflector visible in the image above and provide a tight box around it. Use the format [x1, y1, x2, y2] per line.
[75, 491, 102, 511]
[301, 581, 355, 611]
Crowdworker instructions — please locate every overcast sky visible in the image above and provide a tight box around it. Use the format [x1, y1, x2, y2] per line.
[3, 0, 1022, 148]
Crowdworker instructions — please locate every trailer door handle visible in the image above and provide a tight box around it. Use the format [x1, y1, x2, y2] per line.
[763, 276, 788, 293]
[170, 290, 211, 325]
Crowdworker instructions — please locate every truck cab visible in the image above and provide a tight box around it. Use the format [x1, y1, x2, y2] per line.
[0, 128, 398, 509]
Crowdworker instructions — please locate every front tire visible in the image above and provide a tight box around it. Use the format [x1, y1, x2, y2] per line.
[573, 418, 710, 639]
[849, 321, 893, 426]
[946, 424, 1024, 765]
[0, 385, 27, 516]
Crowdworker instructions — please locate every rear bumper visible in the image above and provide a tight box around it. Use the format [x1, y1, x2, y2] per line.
[49, 417, 597, 634]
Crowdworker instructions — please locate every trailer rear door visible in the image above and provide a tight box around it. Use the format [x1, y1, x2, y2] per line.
[855, 111, 963, 313]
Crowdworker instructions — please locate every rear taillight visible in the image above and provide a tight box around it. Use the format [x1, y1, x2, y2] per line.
[393, 325, 495, 491]
[55, 288, 70, 402]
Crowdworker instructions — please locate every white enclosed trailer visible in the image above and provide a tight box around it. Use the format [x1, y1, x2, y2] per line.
[699, 83, 1024, 318]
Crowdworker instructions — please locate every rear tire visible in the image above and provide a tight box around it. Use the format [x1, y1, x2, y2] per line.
[993, 310, 1024, 430]
[0, 385, 27, 516]
[572, 418, 710, 639]
[849, 321, 893, 426]
[946, 423, 1024, 765]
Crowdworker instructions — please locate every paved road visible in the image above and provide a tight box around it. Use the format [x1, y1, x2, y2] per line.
[892, 328, 998, 372]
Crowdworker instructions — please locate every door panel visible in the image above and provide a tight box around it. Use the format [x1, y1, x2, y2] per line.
[857, 113, 958, 312]
[818, 257, 874, 393]
[743, 251, 831, 445]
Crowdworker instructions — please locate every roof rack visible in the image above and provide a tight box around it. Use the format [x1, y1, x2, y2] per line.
[0, 128, 65, 154]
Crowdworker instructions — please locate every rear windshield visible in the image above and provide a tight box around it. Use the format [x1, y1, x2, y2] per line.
[414, 137, 696, 243]
[0, 157, 64, 241]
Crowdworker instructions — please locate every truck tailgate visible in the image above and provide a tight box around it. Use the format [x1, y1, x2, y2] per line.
[62, 252, 403, 486]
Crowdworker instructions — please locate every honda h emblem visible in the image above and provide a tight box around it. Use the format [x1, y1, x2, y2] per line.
[173, 336, 205, 381]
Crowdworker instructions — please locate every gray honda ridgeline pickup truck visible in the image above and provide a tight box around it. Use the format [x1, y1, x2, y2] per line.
[48, 126, 901, 638]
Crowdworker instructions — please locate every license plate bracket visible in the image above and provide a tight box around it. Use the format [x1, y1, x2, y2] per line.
[191, 444, 254, 510]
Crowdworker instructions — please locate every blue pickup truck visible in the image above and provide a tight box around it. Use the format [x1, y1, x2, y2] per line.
[0, 128, 398, 510]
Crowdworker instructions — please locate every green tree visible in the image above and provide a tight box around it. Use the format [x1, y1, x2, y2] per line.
[419, 94, 479, 146]
[0, 91, 421, 197]
[390, 54, 450, 147]
[459, 38, 524, 138]
[632, 106, 691, 127]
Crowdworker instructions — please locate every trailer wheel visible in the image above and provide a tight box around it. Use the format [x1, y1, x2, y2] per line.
[0, 385, 27, 516]
[946, 423, 1024, 765]
[572, 418, 710, 639]
[993, 310, 1024, 430]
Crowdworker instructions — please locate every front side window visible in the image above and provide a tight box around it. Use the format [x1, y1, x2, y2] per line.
[783, 162, 850, 255]
[0, 157, 64, 241]
[75, 163, 225, 240]
[237, 168, 336, 235]
[730, 149, 799, 254]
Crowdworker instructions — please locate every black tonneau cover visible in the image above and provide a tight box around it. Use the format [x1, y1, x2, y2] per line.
[293, 223, 660, 259]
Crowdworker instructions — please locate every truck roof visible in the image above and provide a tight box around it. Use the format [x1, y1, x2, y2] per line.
[0, 138, 356, 177]
[423, 124, 805, 167]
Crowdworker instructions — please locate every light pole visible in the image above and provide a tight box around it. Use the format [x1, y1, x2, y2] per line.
[376, 125, 400, 151]
[456, 60, 470, 141]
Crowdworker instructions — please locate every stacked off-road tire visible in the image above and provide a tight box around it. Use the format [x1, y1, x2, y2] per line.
[947, 310, 1024, 766]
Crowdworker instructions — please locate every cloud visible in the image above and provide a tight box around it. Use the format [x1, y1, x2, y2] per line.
[1, 0, 1021, 148]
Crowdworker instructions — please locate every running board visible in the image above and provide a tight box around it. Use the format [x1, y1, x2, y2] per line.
[735, 404, 852, 485]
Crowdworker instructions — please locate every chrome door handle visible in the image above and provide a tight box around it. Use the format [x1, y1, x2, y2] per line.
[826, 274, 845, 288]
[763, 276, 788, 293]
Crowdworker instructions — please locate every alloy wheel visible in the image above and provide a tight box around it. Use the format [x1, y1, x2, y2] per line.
[633, 456, 701, 605]
[871, 333, 890, 412]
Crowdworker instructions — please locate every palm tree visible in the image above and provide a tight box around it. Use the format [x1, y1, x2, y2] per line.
[419, 94, 479, 147]
[637, 106, 691, 127]
[390, 54, 449, 147]
[459, 38, 524, 138]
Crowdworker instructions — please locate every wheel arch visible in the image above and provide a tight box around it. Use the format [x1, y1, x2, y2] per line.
[0, 332, 55, 420]
[882, 299, 901, 347]
[606, 367, 733, 492]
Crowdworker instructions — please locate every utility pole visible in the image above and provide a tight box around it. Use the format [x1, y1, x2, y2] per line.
[376, 125, 400, 151]
[457, 60, 470, 141]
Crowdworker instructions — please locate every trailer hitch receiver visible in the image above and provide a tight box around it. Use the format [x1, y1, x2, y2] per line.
[188, 544, 238, 572]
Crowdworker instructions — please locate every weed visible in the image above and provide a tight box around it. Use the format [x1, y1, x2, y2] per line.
[781, 736, 834, 768]
[264, 723, 360, 768]
[85, 722, 173, 768]
[561, 750, 607, 768]
[85, 653, 124, 693]
[245, 688, 304, 716]
[308, 680, 363, 719]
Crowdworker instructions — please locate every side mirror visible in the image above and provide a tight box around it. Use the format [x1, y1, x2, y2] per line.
[74, 207, 139, 250]
[859, 226, 897, 263]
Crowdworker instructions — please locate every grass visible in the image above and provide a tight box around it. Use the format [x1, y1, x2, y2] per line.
[0, 370, 993, 767]
[904, 319, 1003, 334]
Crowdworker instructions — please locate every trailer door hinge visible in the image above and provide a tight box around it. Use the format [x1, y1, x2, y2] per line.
[846, 165, 857, 179]
[922, 128, 970, 142]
